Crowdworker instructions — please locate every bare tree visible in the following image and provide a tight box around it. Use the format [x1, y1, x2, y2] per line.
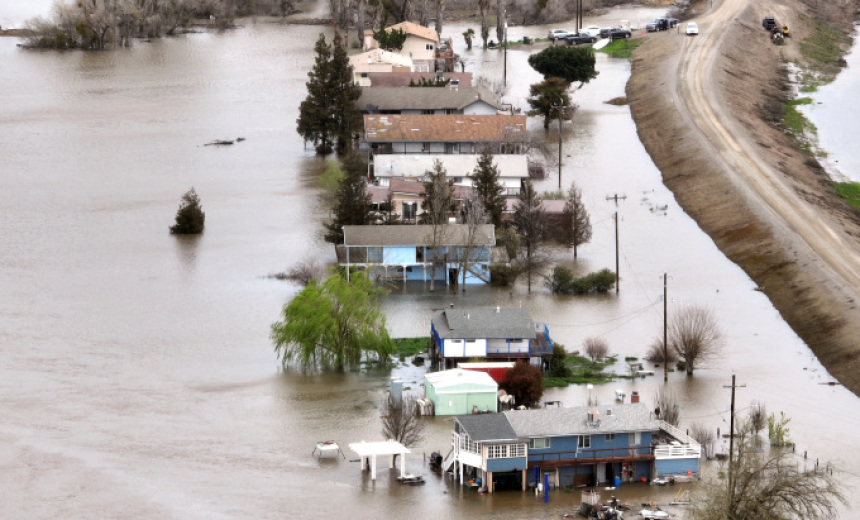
[355, 0, 367, 46]
[512, 180, 546, 292]
[285, 259, 326, 286]
[434, 0, 445, 36]
[417, 0, 428, 26]
[457, 199, 491, 288]
[422, 160, 454, 291]
[693, 419, 845, 520]
[583, 337, 609, 361]
[669, 305, 722, 375]
[563, 181, 592, 258]
[690, 423, 716, 459]
[495, 0, 506, 43]
[750, 400, 767, 436]
[653, 389, 680, 426]
[644, 337, 678, 364]
[381, 392, 425, 451]
[478, 0, 490, 48]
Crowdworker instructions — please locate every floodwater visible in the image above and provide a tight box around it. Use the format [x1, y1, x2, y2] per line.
[1, 3, 860, 519]
[801, 41, 860, 183]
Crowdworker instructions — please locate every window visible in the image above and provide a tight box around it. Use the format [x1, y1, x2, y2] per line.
[426, 43, 434, 50]
[605, 434, 615, 441]
[530, 438, 550, 449]
[487, 444, 525, 458]
[466, 340, 476, 344]
[578, 435, 591, 449]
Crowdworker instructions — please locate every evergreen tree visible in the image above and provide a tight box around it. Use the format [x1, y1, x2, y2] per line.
[471, 150, 506, 228]
[330, 31, 363, 155]
[169, 187, 205, 234]
[527, 77, 572, 130]
[372, 27, 407, 51]
[325, 153, 372, 243]
[563, 181, 592, 258]
[527, 45, 598, 86]
[297, 32, 362, 155]
[513, 180, 546, 292]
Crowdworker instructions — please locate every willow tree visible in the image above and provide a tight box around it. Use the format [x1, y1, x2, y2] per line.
[270, 270, 393, 370]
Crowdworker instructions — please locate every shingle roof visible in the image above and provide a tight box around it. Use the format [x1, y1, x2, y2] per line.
[432, 308, 534, 340]
[503, 403, 661, 437]
[357, 86, 501, 112]
[386, 21, 440, 42]
[343, 224, 495, 247]
[364, 114, 528, 143]
[368, 72, 473, 88]
[456, 413, 518, 442]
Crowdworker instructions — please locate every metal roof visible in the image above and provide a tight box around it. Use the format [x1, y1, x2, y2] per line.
[503, 403, 662, 437]
[373, 154, 529, 179]
[358, 86, 501, 112]
[343, 224, 495, 247]
[424, 368, 497, 389]
[432, 307, 534, 340]
[456, 413, 519, 442]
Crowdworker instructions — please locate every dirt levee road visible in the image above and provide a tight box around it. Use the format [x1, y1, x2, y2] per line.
[628, 0, 860, 394]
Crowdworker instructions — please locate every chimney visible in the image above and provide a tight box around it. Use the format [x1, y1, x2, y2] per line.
[631, 391, 640, 403]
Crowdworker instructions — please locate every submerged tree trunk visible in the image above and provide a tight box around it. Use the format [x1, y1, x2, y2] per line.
[434, 0, 445, 36]
[479, 0, 490, 48]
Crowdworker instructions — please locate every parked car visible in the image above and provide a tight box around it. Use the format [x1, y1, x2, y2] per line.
[646, 18, 678, 32]
[685, 22, 699, 35]
[564, 32, 598, 45]
[762, 16, 778, 30]
[581, 25, 602, 37]
[607, 27, 632, 39]
[547, 29, 572, 40]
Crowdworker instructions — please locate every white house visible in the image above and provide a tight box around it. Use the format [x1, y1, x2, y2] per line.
[364, 22, 439, 72]
[349, 49, 413, 86]
[372, 154, 529, 196]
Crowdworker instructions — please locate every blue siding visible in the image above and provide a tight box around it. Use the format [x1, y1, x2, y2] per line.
[488, 457, 527, 472]
[656, 458, 699, 476]
[384, 246, 417, 264]
[528, 432, 654, 463]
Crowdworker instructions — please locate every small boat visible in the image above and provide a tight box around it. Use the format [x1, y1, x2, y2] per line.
[312, 441, 345, 459]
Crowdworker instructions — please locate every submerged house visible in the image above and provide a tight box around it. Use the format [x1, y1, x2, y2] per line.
[430, 307, 553, 368]
[338, 224, 494, 285]
[445, 404, 701, 493]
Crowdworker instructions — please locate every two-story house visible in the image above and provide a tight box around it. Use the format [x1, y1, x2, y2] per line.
[372, 153, 529, 196]
[446, 404, 701, 493]
[430, 307, 553, 368]
[363, 21, 439, 72]
[349, 49, 414, 86]
[338, 224, 495, 285]
[367, 178, 475, 223]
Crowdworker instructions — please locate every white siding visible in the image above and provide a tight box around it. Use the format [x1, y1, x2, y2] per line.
[486, 338, 529, 355]
[445, 339, 464, 357]
[463, 339, 487, 357]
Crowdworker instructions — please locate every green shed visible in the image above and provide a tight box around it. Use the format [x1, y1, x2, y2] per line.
[424, 369, 498, 416]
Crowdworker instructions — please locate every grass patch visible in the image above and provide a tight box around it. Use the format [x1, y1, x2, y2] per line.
[596, 38, 643, 59]
[545, 355, 617, 387]
[797, 12, 851, 71]
[783, 98, 818, 155]
[392, 337, 430, 360]
[834, 182, 860, 212]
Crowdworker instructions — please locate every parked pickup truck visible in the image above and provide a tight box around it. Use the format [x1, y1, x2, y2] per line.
[762, 16, 778, 30]
[564, 32, 598, 45]
[646, 18, 678, 32]
[606, 27, 632, 40]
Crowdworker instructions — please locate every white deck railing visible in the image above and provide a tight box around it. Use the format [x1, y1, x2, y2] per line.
[655, 420, 701, 459]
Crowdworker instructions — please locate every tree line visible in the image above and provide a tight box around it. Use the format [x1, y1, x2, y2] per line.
[23, 0, 296, 49]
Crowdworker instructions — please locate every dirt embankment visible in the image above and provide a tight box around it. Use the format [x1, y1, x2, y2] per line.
[627, 0, 860, 394]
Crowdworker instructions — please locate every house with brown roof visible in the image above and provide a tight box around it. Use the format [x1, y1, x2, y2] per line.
[363, 22, 440, 72]
[357, 85, 502, 116]
[337, 224, 495, 285]
[363, 114, 528, 155]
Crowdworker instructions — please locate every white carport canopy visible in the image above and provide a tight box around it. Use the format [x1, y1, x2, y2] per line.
[349, 440, 411, 480]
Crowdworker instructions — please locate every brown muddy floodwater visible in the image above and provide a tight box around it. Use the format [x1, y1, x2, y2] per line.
[1, 7, 859, 520]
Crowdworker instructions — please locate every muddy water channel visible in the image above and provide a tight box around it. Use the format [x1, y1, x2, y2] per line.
[1, 6, 859, 519]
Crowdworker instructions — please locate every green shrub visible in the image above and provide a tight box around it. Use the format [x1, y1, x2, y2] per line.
[170, 187, 205, 234]
[490, 263, 518, 286]
[547, 267, 615, 294]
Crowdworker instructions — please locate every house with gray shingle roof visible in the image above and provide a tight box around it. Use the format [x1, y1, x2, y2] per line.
[430, 307, 553, 368]
[357, 85, 502, 116]
[338, 224, 495, 285]
[446, 403, 701, 493]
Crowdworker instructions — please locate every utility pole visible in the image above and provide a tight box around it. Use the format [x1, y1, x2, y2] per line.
[552, 102, 564, 190]
[606, 193, 627, 206]
[723, 374, 746, 498]
[663, 273, 668, 382]
[503, 19, 507, 88]
[614, 212, 619, 293]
